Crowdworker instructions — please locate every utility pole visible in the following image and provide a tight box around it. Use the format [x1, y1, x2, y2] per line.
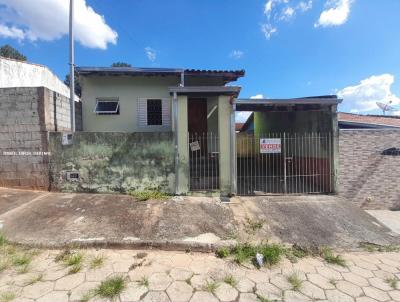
[69, 0, 76, 132]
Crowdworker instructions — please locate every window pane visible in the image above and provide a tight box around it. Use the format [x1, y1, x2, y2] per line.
[95, 101, 119, 115]
[147, 99, 162, 125]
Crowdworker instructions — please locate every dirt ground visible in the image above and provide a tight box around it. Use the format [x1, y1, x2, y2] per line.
[0, 188, 399, 250]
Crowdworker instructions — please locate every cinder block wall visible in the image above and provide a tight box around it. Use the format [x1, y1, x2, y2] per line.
[338, 129, 400, 210]
[0, 87, 81, 190]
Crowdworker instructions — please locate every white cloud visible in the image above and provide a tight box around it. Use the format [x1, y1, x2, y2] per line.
[262, 0, 312, 40]
[144, 47, 157, 62]
[261, 23, 277, 40]
[298, 1, 313, 12]
[280, 7, 296, 21]
[338, 74, 400, 113]
[315, 0, 353, 27]
[251, 94, 265, 99]
[230, 50, 244, 59]
[0, 0, 117, 49]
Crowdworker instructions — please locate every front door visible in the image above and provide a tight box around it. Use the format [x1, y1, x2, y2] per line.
[188, 98, 207, 134]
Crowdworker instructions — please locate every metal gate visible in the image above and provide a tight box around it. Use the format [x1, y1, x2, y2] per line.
[188, 132, 220, 191]
[237, 132, 334, 195]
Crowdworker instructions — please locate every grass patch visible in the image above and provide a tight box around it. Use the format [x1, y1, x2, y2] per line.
[64, 252, 84, 267]
[256, 294, 276, 302]
[243, 217, 265, 235]
[68, 264, 82, 274]
[287, 273, 303, 291]
[359, 242, 400, 253]
[90, 255, 106, 269]
[223, 275, 237, 287]
[137, 276, 149, 288]
[79, 291, 93, 302]
[320, 247, 347, 267]
[94, 275, 126, 300]
[12, 253, 32, 267]
[215, 247, 230, 259]
[385, 277, 398, 290]
[27, 274, 43, 285]
[203, 281, 219, 294]
[128, 190, 169, 201]
[0, 234, 7, 246]
[0, 292, 16, 302]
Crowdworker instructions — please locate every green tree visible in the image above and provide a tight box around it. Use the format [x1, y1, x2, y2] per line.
[0, 44, 27, 61]
[64, 73, 82, 97]
[111, 62, 131, 67]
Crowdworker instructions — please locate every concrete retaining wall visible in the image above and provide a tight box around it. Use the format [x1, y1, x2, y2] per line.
[0, 87, 81, 189]
[48, 132, 175, 194]
[339, 129, 400, 210]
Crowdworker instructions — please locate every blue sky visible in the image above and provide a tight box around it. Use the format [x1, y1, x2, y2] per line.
[1, 0, 400, 117]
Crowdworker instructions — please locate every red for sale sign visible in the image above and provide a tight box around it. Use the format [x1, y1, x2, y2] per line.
[260, 138, 281, 154]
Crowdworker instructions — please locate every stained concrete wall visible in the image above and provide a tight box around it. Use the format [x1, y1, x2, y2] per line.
[339, 129, 400, 210]
[48, 132, 175, 194]
[0, 87, 81, 190]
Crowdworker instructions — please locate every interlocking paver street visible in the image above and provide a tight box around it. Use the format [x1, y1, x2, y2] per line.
[0, 249, 399, 302]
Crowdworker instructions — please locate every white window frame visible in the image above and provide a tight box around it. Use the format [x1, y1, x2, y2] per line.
[94, 98, 120, 115]
[138, 97, 171, 128]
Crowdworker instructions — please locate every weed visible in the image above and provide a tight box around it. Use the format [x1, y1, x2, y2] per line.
[0, 234, 7, 246]
[259, 244, 285, 266]
[244, 217, 265, 235]
[94, 275, 126, 300]
[137, 276, 149, 288]
[79, 291, 94, 302]
[16, 264, 30, 274]
[129, 190, 169, 201]
[26, 274, 43, 285]
[385, 277, 398, 290]
[203, 281, 219, 294]
[320, 247, 346, 267]
[185, 278, 191, 285]
[64, 252, 84, 267]
[90, 255, 105, 269]
[68, 264, 82, 274]
[215, 247, 230, 259]
[256, 294, 277, 302]
[55, 249, 72, 262]
[287, 273, 303, 291]
[223, 275, 237, 287]
[12, 253, 32, 267]
[231, 243, 257, 264]
[329, 278, 337, 286]
[136, 252, 147, 259]
[359, 242, 400, 253]
[0, 292, 16, 302]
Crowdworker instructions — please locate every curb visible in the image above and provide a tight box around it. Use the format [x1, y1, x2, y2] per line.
[8, 239, 237, 253]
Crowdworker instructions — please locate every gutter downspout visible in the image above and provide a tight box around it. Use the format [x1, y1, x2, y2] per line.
[180, 70, 185, 87]
[173, 91, 179, 194]
[230, 96, 237, 195]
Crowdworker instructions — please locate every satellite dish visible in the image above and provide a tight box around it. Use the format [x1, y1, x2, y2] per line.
[376, 101, 395, 115]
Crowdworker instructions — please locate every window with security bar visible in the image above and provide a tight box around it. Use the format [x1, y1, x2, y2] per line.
[146, 99, 162, 125]
[94, 99, 120, 115]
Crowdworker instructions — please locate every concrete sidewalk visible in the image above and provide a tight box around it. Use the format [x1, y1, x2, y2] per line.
[0, 188, 399, 250]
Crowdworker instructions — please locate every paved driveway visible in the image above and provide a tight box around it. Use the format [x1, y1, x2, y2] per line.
[0, 248, 399, 302]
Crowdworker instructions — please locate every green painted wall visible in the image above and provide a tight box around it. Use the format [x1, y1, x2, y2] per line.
[49, 132, 175, 193]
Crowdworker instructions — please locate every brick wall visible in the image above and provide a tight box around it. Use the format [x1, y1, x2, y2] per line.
[339, 129, 400, 210]
[0, 87, 82, 190]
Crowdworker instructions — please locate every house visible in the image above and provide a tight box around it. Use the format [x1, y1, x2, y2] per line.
[338, 112, 400, 129]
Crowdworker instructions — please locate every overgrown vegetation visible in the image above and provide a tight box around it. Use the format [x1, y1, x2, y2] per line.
[287, 273, 303, 291]
[128, 190, 170, 201]
[27, 274, 43, 285]
[0, 44, 27, 61]
[94, 275, 126, 300]
[203, 281, 219, 294]
[359, 242, 400, 253]
[55, 249, 84, 274]
[0, 292, 16, 302]
[0, 233, 39, 275]
[243, 217, 265, 236]
[320, 246, 347, 267]
[216, 243, 286, 267]
[90, 254, 106, 269]
[386, 277, 398, 290]
[223, 275, 237, 287]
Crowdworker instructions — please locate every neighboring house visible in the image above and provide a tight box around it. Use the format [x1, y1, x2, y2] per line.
[338, 112, 400, 129]
[0, 57, 80, 189]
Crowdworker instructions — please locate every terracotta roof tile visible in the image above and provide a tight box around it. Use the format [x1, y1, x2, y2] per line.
[338, 112, 400, 128]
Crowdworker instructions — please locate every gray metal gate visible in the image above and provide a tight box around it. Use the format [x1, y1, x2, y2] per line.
[188, 132, 219, 191]
[237, 132, 334, 195]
